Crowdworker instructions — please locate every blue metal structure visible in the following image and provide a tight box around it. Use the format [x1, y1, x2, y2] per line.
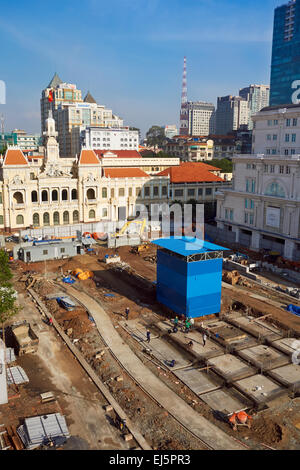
[152, 237, 228, 318]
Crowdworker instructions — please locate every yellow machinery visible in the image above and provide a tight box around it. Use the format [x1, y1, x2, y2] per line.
[130, 242, 151, 255]
[112, 219, 147, 239]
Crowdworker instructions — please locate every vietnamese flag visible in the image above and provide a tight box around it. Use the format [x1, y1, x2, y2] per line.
[48, 90, 54, 102]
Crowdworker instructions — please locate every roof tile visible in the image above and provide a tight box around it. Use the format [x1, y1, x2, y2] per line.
[79, 149, 100, 165]
[4, 149, 28, 166]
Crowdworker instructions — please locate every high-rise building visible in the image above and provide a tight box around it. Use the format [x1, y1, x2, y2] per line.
[41, 73, 123, 157]
[185, 102, 215, 136]
[239, 84, 270, 129]
[270, 0, 300, 106]
[215, 95, 249, 135]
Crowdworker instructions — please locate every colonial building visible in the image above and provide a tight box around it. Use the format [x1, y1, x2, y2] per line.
[158, 161, 231, 205]
[216, 103, 300, 260]
[0, 113, 180, 232]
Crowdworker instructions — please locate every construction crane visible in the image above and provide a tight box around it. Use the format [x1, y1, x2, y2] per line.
[111, 218, 147, 239]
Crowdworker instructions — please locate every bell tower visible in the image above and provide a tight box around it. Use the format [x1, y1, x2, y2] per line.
[43, 109, 59, 164]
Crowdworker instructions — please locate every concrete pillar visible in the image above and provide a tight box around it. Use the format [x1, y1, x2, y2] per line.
[251, 231, 261, 251]
[232, 226, 240, 243]
[0, 339, 8, 405]
[284, 239, 296, 260]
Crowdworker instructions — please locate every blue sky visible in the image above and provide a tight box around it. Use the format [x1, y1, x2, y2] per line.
[0, 0, 283, 137]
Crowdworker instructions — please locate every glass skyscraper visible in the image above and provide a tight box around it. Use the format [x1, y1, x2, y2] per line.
[270, 0, 300, 106]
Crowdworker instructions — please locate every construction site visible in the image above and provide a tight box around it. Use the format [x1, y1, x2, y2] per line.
[1, 227, 300, 451]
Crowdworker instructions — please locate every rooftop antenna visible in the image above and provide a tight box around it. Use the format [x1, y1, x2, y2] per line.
[179, 57, 188, 135]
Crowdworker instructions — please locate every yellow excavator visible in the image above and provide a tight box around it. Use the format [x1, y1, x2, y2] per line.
[112, 218, 147, 239]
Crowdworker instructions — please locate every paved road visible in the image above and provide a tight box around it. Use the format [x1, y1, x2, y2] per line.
[65, 285, 245, 450]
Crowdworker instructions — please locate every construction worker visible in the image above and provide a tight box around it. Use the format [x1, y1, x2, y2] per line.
[125, 307, 130, 320]
[229, 411, 252, 431]
[203, 332, 207, 347]
[188, 340, 193, 349]
[174, 316, 179, 327]
[185, 318, 191, 333]
[146, 330, 151, 343]
[48, 317, 53, 327]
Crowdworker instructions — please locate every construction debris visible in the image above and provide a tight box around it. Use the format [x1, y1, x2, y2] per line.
[222, 270, 241, 286]
[9, 322, 39, 356]
[17, 413, 70, 450]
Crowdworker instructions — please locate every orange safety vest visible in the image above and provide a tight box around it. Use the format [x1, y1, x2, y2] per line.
[237, 411, 252, 423]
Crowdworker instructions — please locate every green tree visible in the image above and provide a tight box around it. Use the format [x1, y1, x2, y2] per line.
[206, 158, 233, 173]
[0, 250, 19, 341]
[145, 126, 165, 148]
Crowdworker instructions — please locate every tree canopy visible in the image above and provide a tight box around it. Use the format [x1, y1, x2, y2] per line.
[145, 126, 165, 148]
[206, 158, 233, 173]
[0, 250, 19, 337]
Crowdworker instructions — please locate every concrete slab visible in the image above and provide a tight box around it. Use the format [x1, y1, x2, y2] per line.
[148, 337, 193, 370]
[201, 319, 247, 343]
[201, 318, 258, 351]
[271, 338, 300, 359]
[207, 354, 256, 382]
[200, 389, 250, 416]
[227, 315, 283, 341]
[238, 345, 290, 371]
[268, 364, 300, 391]
[156, 321, 224, 359]
[174, 367, 221, 396]
[120, 319, 159, 343]
[234, 374, 285, 405]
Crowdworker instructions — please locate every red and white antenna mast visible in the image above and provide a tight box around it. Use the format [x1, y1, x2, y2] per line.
[179, 56, 188, 135]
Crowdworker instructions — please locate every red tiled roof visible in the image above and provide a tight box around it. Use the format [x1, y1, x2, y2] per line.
[94, 149, 141, 159]
[79, 149, 100, 165]
[4, 149, 28, 166]
[104, 168, 150, 178]
[157, 162, 224, 183]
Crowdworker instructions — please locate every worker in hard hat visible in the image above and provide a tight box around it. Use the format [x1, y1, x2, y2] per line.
[229, 411, 252, 431]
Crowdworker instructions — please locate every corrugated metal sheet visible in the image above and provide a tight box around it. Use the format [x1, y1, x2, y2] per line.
[17, 413, 70, 449]
[152, 237, 228, 256]
[7, 366, 29, 385]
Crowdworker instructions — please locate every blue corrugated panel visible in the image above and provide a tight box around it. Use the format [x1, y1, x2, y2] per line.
[155, 244, 224, 318]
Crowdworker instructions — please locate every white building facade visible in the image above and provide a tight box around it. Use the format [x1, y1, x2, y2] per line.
[216, 104, 300, 260]
[186, 101, 216, 136]
[81, 127, 139, 151]
[239, 84, 270, 130]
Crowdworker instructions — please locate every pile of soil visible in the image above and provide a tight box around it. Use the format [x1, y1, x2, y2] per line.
[250, 416, 286, 445]
[54, 308, 93, 339]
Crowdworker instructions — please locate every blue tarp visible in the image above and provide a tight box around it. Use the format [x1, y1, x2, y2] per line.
[56, 296, 77, 311]
[287, 304, 300, 316]
[62, 276, 75, 284]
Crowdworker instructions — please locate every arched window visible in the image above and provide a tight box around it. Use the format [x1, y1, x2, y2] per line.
[71, 189, 78, 200]
[31, 191, 38, 203]
[43, 213, 50, 226]
[13, 192, 24, 204]
[42, 190, 48, 202]
[16, 214, 24, 225]
[63, 211, 69, 224]
[102, 187, 107, 198]
[89, 209, 95, 219]
[73, 210, 79, 223]
[33, 213, 40, 227]
[265, 182, 286, 198]
[53, 212, 60, 225]
[87, 188, 95, 200]
[62, 189, 68, 201]
[52, 190, 58, 201]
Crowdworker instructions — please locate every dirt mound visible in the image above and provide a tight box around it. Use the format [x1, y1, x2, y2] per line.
[251, 416, 285, 445]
